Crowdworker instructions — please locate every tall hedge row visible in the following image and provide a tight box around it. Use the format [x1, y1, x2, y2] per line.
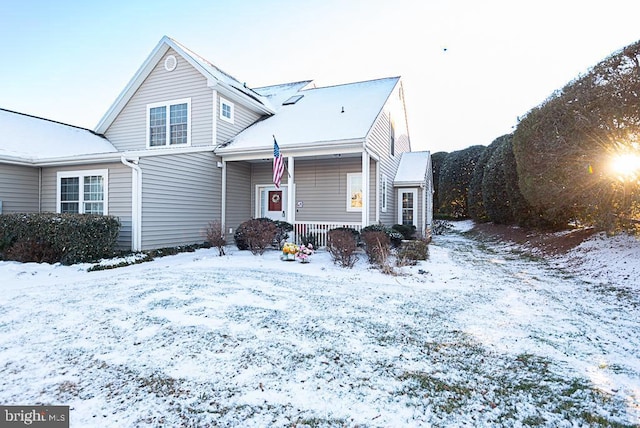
[513, 40, 640, 232]
[437, 39, 640, 234]
[0, 213, 121, 265]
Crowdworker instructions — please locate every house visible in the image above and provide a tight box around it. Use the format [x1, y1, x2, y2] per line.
[0, 36, 433, 251]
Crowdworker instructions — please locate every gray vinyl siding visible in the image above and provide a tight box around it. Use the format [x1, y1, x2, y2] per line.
[216, 96, 263, 145]
[139, 151, 220, 250]
[0, 164, 39, 213]
[224, 161, 251, 237]
[366, 83, 413, 227]
[368, 112, 401, 226]
[105, 48, 213, 151]
[40, 162, 133, 250]
[281, 157, 363, 223]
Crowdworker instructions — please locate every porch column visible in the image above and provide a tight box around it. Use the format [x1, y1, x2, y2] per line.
[362, 151, 370, 226]
[287, 156, 295, 225]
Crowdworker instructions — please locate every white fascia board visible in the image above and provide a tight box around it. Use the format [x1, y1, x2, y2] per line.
[0, 155, 35, 166]
[126, 145, 216, 159]
[363, 78, 400, 142]
[217, 140, 364, 162]
[210, 81, 275, 115]
[95, 38, 172, 134]
[32, 152, 123, 167]
[393, 181, 425, 187]
[35, 146, 217, 167]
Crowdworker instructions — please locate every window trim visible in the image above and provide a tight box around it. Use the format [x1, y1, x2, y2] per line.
[381, 174, 388, 213]
[56, 169, 109, 215]
[346, 173, 363, 212]
[397, 188, 418, 227]
[219, 97, 234, 124]
[146, 98, 192, 148]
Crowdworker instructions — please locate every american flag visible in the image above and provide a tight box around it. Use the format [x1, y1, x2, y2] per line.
[273, 137, 285, 188]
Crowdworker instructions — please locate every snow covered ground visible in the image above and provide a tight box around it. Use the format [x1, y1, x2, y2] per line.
[0, 221, 638, 427]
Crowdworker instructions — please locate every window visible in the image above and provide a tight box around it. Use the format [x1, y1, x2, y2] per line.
[146, 98, 191, 147]
[398, 189, 418, 227]
[57, 170, 108, 215]
[347, 173, 362, 212]
[390, 117, 396, 156]
[381, 174, 388, 212]
[220, 97, 234, 123]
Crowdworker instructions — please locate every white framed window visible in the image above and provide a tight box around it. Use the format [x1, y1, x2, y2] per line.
[57, 169, 108, 215]
[397, 188, 418, 227]
[346, 173, 362, 212]
[146, 98, 191, 148]
[219, 97, 234, 123]
[381, 174, 388, 212]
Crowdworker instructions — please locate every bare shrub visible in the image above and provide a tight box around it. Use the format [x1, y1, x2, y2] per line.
[204, 220, 226, 256]
[361, 230, 390, 265]
[237, 219, 277, 255]
[396, 239, 429, 267]
[327, 228, 359, 268]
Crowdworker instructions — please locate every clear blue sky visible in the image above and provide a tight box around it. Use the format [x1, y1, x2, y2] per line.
[2, 0, 639, 153]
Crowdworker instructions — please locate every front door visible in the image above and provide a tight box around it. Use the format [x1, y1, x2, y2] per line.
[259, 186, 287, 221]
[398, 188, 418, 227]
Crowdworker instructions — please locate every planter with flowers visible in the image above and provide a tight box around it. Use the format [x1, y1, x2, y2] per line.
[281, 243, 298, 261]
[296, 243, 314, 263]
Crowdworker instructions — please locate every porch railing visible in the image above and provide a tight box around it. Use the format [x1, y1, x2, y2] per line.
[291, 222, 362, 247]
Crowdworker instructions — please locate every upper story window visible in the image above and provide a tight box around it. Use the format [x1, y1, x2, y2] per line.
[146, 98, 191, 148]
[57, 169, 108, 215]
[220, 97, 234, 123]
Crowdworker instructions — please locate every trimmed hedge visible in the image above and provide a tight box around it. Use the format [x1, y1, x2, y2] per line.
[0, 213, 121, 265]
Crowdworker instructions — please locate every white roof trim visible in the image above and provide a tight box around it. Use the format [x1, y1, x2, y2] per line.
[95, 36, 275, 134]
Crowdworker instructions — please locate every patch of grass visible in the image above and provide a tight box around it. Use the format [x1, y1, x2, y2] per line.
[293, 416, 349, 427]
[393, 334, 634, 426]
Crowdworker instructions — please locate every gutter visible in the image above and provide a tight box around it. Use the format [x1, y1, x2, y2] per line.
[120, 156, 142, 252]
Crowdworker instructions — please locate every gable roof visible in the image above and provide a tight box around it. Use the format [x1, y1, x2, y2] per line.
[0, 108, 117, 164]
[394, 151, 432, 186]
[253, 80, 313, 112]
[217, 77, 400, 155]
[95, 36, 275, 134]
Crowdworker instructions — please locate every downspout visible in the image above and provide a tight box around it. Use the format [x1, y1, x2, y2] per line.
[121, 156, 142, 252]
[221, 160, 227, 237]
[38, 167, 42, 212]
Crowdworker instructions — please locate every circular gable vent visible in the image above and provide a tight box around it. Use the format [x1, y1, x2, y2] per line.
[164, 55, 177, 72]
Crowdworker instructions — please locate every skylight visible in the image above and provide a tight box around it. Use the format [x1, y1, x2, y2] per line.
[283, 95, 304, 105]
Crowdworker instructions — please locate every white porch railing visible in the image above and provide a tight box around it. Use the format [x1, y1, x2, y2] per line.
[291, 222, 362, 247]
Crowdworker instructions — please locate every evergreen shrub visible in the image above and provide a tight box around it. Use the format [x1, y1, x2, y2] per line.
[0, 213, 120, 265]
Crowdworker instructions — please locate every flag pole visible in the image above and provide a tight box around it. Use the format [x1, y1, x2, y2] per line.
[273, 134, 291, 178]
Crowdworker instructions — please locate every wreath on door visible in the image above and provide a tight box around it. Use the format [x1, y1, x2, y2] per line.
[271, 193, 281, 203]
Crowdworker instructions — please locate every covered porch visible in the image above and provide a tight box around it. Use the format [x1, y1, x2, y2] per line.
[219, 144, 380, 246]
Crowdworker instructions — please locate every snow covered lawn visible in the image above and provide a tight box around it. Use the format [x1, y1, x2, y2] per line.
[1, 222, 638, 426]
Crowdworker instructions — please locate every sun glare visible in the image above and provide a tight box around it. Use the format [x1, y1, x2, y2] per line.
[610, 153, 640, 180]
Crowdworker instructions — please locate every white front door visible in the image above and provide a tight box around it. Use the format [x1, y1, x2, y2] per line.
[259, 185, 287, 221]
[397, 188, 418, 227]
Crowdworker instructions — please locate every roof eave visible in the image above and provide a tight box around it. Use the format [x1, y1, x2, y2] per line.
[95, 37, 173, 134]
[217, 139, 364, 162]
[31, 152, 122, 167]
[96, 37, 276, 133]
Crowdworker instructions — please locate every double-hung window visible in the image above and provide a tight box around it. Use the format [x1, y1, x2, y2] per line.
[57, 170, 108, 215]
[346, 173, 363, 212]
[147, 98, 191, 147]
